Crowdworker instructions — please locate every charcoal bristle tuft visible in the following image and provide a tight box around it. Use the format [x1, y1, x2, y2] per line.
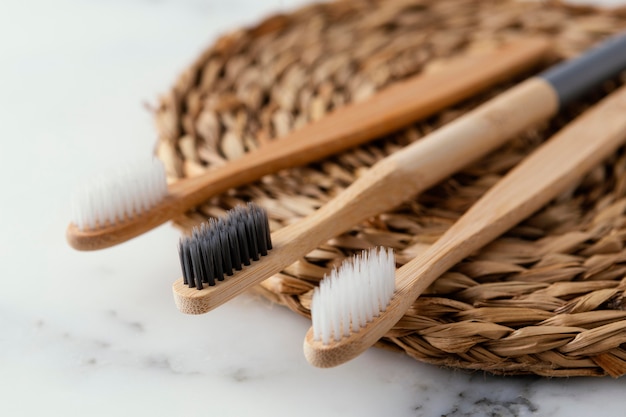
[178, 203, 272, 289]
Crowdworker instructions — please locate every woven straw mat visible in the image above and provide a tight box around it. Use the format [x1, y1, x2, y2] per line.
[154, 0, 626, 377]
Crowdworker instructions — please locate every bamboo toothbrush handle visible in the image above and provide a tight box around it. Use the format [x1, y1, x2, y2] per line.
[401, 83, 626, 297]
[68, 38, 550, 251]
[301, 77, 560, 228]
[169, 37, 551, 206]
[304, 83, 626, 368]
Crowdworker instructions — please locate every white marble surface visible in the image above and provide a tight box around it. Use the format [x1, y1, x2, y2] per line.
[2, 0, 626, 416]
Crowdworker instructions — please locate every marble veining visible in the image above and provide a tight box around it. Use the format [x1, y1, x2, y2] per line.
[438, 383, 539, 417]
[1, 0, 626, 416]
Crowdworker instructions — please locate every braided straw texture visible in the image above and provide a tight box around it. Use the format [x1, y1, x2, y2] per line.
[155, 0, 626, 376]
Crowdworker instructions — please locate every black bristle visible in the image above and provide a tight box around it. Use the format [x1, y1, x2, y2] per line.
[234, 215, 251, 266]
[218, 226, 234, 276]
[178, 238, 191, 286]
[199, 237, 216, 286]
[209, 232, 225, 281]
[251, 204, 270, 256]
[226, 223, 242, 271]
[178, 203, 273, 290]
[251, 202, 272, 252]
[245, 214, 260, 262]
[189, 240, 204, 290]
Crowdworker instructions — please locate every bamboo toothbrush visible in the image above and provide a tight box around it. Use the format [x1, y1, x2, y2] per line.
[173, 33, 626, 315]
[67, 38, 550, 251]
[303, 81, 626, 368]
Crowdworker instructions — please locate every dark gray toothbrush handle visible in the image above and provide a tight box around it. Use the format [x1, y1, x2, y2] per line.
[540, 33, 626, 108]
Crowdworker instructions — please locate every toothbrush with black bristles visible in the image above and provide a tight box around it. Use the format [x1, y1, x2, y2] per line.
[67, 38, 550, 251]
[172, 33, 626, 316]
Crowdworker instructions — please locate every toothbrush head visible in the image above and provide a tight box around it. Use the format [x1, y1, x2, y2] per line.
[178, 203, 272, 290]
[70, 159, 168, 231]
[310, 247, 396, 346]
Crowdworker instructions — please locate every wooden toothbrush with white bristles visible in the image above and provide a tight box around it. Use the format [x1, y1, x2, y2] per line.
[67, 38, 550, 251]
[172, 33, 626, 316]
[304, 81, 626, 368]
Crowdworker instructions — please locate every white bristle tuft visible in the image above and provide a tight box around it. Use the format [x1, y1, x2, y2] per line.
[311, 247, 396, 345]
[70, 159, 168, 231]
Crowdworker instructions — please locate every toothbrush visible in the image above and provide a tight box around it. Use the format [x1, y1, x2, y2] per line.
[67, 38, 550, 251]
[303, 81, 626, 368]
[173, 33, 626, 315]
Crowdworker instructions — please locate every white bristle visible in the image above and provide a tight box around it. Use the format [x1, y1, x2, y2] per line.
[70, 159, 168, 231]
[311, 247, 396, 345]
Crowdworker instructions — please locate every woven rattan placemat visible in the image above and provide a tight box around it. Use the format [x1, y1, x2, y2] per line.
[154, 0, 626, 377]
